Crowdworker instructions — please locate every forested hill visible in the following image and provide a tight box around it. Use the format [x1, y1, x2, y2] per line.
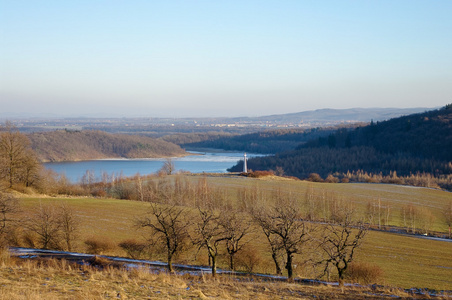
[184, 127, 339, 154]
[229, 105, 452, 180]
[303, 105, 452, 161]
[28, 130, 185, 162]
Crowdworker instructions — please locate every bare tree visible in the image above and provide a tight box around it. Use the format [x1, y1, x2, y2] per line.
[404, 204, 418, 234]
[304, 184, 320, 221]
[58, 203, 80, 251]
[444, 201, 452, 239]
[0, 192, 20, 245]
[25, 203, 63, 249]
[137, 203, 190, 272]
[319, 207, 368, 286]
[219, 210, 251, 270]
[0, 122, 41, 188]
[159, 158, 175, 175]
[251, 206, 283, 275]
[252, 192, 312, 280]
[193, 207, 225, 277]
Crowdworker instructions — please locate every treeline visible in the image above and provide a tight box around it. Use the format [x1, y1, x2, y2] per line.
[28, 130, 185, 162]
[229, 105, 452, 189]
[185, 127, 338, 154]
[160, 131, 235, 146]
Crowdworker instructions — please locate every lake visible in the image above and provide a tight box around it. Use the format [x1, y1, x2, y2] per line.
[44, 151, 263, 183]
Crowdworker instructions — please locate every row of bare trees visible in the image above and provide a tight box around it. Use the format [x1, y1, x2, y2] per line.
[135, 180, 368, 285]
[305, 184, 451, 237]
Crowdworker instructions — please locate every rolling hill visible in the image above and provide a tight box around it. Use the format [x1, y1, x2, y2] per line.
[229, 105, 452, 185]
[28, 130, 185, 162]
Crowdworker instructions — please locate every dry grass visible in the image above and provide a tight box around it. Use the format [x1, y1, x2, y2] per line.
[0, 254, 442, 299]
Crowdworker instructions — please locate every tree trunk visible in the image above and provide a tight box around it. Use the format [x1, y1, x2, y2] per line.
[337, 261, 347, 287]
[286, 252, 293, 281]
[272, 252, 282, 275]
[229, 253, 235, 270]
[167, 252, 173, 273]
[211, 254, 217, 277]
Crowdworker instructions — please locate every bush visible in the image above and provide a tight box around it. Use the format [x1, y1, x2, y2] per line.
[84, 237, 116, 255]
[22, 232, 38, 249]
[119, 239, 148, 259]
[235, 245, 262, 273]
[307, 173, 324, 182]
[344, 262, 384, 284]
[325, 175, 339, 183]
[247, 171, 275, 178]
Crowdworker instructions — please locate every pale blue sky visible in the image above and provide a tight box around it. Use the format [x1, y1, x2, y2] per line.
[1, 1, 451, 117]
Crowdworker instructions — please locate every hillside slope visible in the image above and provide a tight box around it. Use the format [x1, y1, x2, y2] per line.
[229, 105, 452, 181]
[184, 128, 337, 154]
[29, 130, 185, 162]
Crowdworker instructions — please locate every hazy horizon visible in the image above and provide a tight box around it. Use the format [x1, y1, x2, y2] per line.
[0, 106, 437, 120]
[1, 1, 451, 118]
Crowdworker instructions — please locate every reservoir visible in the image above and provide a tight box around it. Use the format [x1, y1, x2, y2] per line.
[44, 151, 263, 183]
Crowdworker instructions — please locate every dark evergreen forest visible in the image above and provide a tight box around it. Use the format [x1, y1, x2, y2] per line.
[228, 105, 452, 181]
[185, 127, 338, 154]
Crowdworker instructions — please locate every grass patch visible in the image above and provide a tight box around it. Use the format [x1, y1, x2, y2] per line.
[0, 256, 441, 299]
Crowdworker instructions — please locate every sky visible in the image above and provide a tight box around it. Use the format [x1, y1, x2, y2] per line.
[1, 1, 451, 118]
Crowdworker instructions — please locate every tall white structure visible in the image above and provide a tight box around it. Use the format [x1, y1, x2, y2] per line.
[243, 153, 248, 173]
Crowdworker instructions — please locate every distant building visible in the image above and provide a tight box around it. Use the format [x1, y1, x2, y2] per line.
[243, 153, 247, 173]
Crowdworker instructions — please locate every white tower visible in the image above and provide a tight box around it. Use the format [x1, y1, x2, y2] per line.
[243, 153, 248, 173]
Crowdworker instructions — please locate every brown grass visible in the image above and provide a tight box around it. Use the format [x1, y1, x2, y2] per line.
[345, 262, 384, 284]
[0, 254, 442, 299]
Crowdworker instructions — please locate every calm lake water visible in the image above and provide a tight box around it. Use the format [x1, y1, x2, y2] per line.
[44, 151, 263, 183]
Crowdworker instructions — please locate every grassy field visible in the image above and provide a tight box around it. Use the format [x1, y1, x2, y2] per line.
[16, 176, 452, 290]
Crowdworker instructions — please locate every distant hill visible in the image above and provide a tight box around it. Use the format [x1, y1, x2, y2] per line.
[184, 127, 338, 154]
[229, 105, 452, 181]
[28, 130, 185, 162]
[184, 108, 432, 154]
[230, 107, 432, 125]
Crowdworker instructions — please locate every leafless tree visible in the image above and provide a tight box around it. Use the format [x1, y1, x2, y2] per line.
[80, 170, 96, 187]
[252, 191, 312, 280]
[58, 203, 80, 251]
[251, 206, 283, 275]
[0, 192, 20, 245]
[219, 210, 252, 270]
[159, 158, 175, 175]
[193, 207, 225, 277]
[0, 122, 41, 188]
[444, 201, 452, 239]
[137, 203, 190, 272]
[319, 206, 368, 286]
[25, 203, 63, 249]
[404, 204, 418, 234]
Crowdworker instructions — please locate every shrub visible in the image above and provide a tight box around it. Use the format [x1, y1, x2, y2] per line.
[119, 239, 148, 259]
[344, 262, 384, 284]
[325, 175, 339, 183]
[22, 232, 38, 249]
[247, 171, 275, 178]
[307, 173, 324, 182]
[84, 237, 116, 255]
[235, 245, 262, 273]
